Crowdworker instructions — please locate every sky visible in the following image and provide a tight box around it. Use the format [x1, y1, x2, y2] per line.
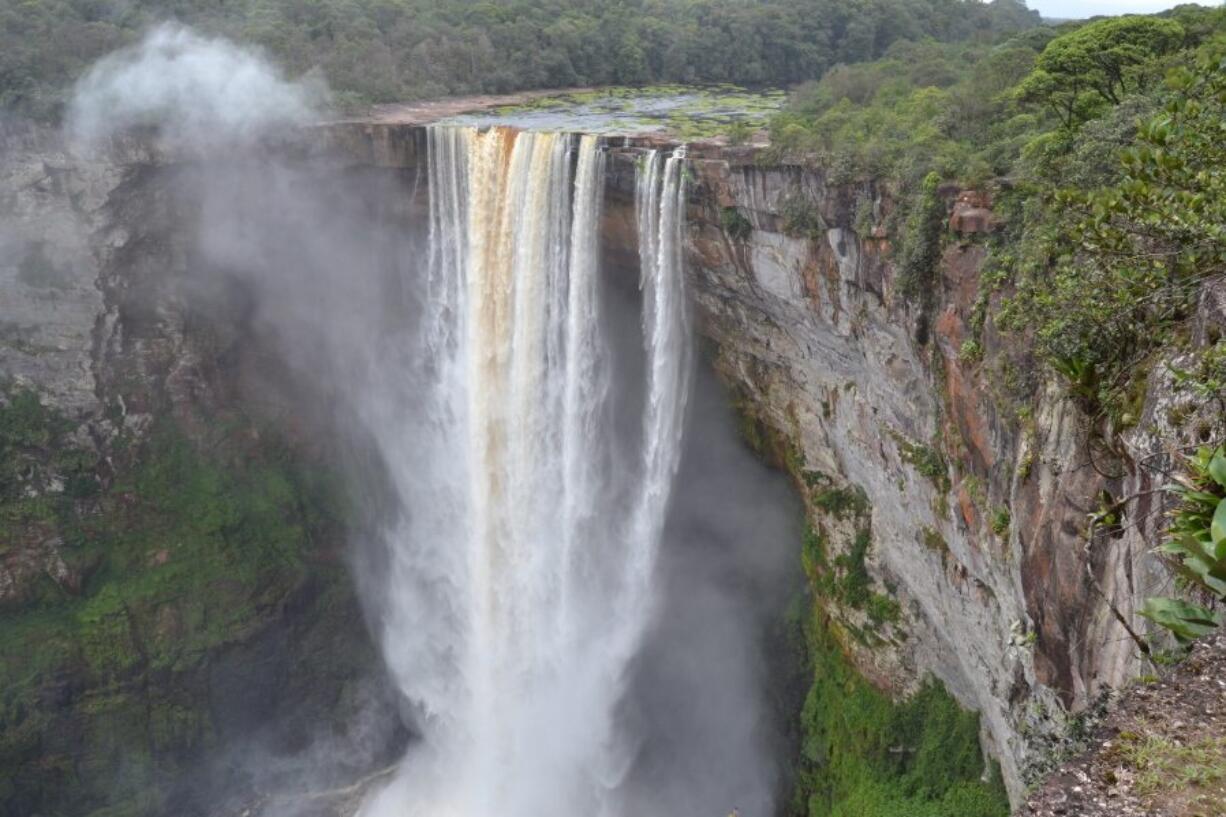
[1028, 0, 1216, 18]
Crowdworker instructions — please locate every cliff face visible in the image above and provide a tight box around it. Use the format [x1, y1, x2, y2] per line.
[0, 123, 403, 817]
[642, 150, 1197, 801]
[2, 119, 1202, 813]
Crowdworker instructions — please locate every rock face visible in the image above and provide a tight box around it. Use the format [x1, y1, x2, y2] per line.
[644, 149, 1186, 803]
[0, 122, 403, 817]
[1, 121, 120, 416]
[949, 189, 1001, 234]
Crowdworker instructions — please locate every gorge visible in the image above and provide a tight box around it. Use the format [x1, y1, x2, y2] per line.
[4, 22, 1220, 817]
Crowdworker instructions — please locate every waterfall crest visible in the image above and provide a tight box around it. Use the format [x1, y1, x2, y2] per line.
[365, 127, 690, 817]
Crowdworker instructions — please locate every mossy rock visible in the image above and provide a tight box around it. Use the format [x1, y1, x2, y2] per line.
[0, 407, 380, 817]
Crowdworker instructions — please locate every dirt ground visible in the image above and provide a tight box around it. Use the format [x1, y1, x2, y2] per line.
[1025, 632, 1226, 817]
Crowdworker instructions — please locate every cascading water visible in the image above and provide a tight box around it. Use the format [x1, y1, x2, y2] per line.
[364, 127, 691, 817]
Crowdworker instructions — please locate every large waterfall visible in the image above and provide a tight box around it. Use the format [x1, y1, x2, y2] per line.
[364, 126, 691, 817]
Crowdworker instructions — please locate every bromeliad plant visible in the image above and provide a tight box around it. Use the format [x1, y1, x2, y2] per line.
[1140, 446, 1226, 644]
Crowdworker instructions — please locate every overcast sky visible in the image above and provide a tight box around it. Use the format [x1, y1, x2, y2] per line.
[1028, 0, 1216, 18]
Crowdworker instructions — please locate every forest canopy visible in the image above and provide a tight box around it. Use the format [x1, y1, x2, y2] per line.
[1, 0, 1040, 119]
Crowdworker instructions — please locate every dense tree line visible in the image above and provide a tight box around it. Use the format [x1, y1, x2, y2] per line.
[1, 0, 1039, 119]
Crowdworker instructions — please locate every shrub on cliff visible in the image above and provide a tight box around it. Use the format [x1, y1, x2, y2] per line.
[1141, 446, 1226, 644]
[1000, 47, 1226, 422]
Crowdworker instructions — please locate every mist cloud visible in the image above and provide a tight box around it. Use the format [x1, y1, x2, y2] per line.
[66, 24, 325, 150]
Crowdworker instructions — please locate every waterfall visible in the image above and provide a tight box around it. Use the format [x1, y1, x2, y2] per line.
[364, 127, 690, 817]
[630, 149, 693, 616]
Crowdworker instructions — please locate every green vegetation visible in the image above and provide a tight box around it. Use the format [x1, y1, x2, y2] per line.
[459, 84, 786, 138]
[1015, 16, 1185, 127]
[791, 606, 1009, 817]
[813, 483, 871, 520]
[959, 339, 983, 365]
[768, 36, 1045, 186]
[721, 206, 754, 242]
[0, 390, 364, 816]
[893, 433, 950, 492]
[791, 476, 1002, 811]
[1140, 446, 1226, 644]
[920, 526, 949, 558]
[834, 527, 875, 609]
[990, 508, 1010, 537]
[1113, 729, 1226, 809]
[1000, 40, 1226, 422]
[803, 519, 900, 628]
[1, 0, 1040, 120]
[780, 190, 828, 240]
[725, 119, 755, 145]
[0, 387, 99, 545]
[897, 172, 947, 304]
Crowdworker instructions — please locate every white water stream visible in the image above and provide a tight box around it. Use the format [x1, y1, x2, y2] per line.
[363, 127, 690, 817]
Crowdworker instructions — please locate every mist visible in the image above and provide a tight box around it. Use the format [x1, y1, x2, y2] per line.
[67, 24, 325, 152]
[66, 26, 802, 817]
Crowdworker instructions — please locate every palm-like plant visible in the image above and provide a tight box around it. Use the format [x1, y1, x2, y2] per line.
[1140, 446, 1226, 644]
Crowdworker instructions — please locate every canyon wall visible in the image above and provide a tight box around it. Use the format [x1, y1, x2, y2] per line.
[3, 119, 1210, 811]
[632, 145, 1218, 801]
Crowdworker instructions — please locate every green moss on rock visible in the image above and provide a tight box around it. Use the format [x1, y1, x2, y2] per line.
[0, 406, 372, 817]
[791, 606, 1009, 817]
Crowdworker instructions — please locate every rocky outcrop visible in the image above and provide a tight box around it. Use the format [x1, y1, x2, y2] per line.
[1, 121, 123, 416]
[648, 150, 1179, 803]
[948, 189, 1001, 234]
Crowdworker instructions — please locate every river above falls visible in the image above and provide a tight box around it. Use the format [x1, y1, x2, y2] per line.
[356, 85, 784, 140]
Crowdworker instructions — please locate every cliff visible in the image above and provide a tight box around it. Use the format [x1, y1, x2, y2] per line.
[1, 117, 1208, 813]
[662, 147, 1226, 803]
[0, 121, 405, 817]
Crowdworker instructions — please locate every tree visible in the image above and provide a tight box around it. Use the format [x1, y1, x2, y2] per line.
[1017, 15, 1185, 127]
[1005, 51, 1226, 417]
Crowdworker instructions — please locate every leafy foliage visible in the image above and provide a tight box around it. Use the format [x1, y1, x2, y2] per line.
[1001, 42, 1226, 420]
[780, 190, 828, 240]
[768, 36, 1045, 185]
[1015, 16, 1185, 127]
[898, 171, 947, 301]
[990, 507, 1011, 537]
[1141, 446, 1226, 643]
[720, 206, 753, 241]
